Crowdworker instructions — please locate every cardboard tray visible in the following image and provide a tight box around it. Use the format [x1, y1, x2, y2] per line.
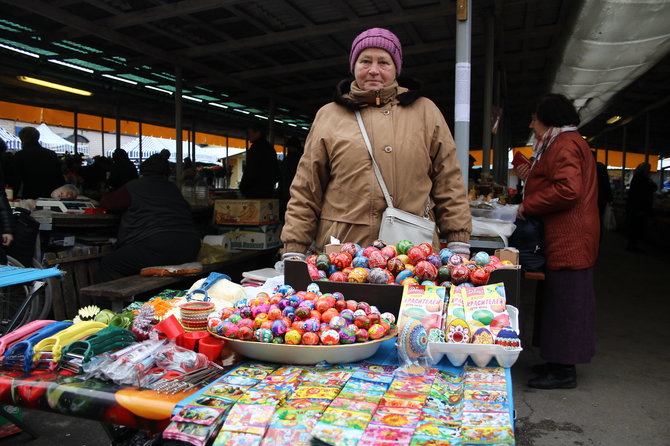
[284, 260, 521, 317]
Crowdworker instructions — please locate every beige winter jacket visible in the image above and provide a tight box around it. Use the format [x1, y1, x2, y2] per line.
[281, 80, 471, 254]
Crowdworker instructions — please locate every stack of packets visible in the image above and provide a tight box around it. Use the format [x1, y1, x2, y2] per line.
[163, 361, 515, 445]
[445, 283, 516, 346]
[461, 365, 515, 444]
[396, 284, 448, 343]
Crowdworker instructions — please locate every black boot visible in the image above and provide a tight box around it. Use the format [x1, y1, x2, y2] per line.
[528, 364, 577, 389]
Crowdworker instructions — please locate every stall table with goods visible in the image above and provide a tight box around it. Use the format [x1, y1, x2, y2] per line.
[0, 239, 521, 445]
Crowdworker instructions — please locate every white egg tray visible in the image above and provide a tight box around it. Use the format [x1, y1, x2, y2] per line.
[427, 305, 522, 368]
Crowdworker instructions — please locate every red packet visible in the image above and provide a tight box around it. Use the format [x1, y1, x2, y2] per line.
[512, 151, 532, 168]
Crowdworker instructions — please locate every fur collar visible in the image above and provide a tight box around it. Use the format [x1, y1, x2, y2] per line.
[333, 78, 423, 111]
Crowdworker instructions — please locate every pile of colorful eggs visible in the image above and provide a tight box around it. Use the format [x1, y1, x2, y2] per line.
[207, 283, 395, 346]
[305, 240, 511, 287]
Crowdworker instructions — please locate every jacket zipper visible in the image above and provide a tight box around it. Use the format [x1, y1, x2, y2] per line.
[375, 90, 381, 106]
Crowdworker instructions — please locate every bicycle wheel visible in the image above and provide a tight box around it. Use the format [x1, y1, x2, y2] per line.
[0, 256, 53, 332]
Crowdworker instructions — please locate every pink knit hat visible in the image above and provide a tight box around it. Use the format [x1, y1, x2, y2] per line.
[349, 28, 403, 75]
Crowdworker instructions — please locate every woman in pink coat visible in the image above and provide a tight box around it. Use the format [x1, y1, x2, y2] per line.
[518, 94, 599, 389]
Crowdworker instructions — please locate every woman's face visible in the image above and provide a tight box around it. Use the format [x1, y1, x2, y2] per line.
[354, 48, 397, 91]
[529, 113, 550, 139]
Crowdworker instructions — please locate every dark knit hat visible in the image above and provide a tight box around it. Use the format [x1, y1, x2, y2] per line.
[349, 28, 403, 75]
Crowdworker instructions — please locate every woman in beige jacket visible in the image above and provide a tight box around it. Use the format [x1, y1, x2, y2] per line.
[281, 28, 471, 258]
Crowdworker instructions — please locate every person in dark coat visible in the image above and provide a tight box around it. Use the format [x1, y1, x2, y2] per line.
[107, 148, 138, 192]
[239, 123, 280, 199]
[625, 162, 657, 252]
[8, 126, 64, 199]
[593, 152, 612, 240]
[0, 139, 14, 264]
[278, 137, 303, 222]
[100, 154, 200, 281]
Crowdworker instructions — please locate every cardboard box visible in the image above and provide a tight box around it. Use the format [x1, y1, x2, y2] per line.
[213, 199, 279, 226]
[218, 224, 282, 250]
[284, 260, 521, 316]
[495, 248, 520, 265]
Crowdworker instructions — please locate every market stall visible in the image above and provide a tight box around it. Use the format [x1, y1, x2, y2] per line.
[0, 239, 521, 445]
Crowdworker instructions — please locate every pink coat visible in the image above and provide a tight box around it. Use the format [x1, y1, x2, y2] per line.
[523, 132, 600, 270]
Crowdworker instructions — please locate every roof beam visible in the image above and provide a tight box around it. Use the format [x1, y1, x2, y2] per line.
[2, 0, 310, 114]
[180, 5, 457, 58]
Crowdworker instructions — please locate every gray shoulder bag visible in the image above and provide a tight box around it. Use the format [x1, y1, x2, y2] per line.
[354, 110, 436, 246]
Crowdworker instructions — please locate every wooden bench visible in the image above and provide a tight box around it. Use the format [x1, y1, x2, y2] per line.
[80, 248, 280, 312]
[524, 271, 546, 281]
[43, 245, 112, 320]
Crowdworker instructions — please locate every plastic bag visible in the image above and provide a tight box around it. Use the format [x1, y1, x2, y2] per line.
[471, 217, 517, 246]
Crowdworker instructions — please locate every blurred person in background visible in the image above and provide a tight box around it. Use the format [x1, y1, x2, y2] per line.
[100, 154, 200, 280]
[239, 123, 280, 199]
[108, 148, 138, 192]
[278, 136, 303, 222]
[625, 162, 657, 252]
[9, 126, 64, 199]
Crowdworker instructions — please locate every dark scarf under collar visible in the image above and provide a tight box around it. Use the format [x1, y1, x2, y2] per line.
[333, 78, 423, 111]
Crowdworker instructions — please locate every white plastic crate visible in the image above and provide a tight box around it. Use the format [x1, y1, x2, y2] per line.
[427, 305, 522, 368]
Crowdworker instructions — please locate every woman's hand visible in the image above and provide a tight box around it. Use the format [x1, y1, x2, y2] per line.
[2, 233, 13, 246]
[516, 164, 531, 181]
[517, 203, 526, 221]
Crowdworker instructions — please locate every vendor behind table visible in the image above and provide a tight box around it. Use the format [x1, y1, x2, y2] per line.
[281, 27, 471, 259]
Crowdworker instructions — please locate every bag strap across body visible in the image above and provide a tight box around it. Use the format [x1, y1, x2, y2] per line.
[355, 110, 396, 210]
[355, 110, 432, 218]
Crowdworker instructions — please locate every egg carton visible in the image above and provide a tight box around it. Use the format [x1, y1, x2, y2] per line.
[427, 305, 522, 368]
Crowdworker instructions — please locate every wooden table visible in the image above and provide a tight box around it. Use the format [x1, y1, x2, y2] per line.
[80, 248, 279, 312]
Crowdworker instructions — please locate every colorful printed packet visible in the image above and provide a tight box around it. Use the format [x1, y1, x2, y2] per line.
[162, 420, 219, 446]
[212, 430, 263, 446]
[219, 403, 277, 435]
[172, 405, 227, 425]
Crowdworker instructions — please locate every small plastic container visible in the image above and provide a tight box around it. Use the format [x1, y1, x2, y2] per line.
[427, 305, 522, 368]
[181, 330, 210, 351]
[198, 337, 226, 362]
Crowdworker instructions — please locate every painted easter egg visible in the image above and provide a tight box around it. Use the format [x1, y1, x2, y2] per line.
[398, 320, 428, 359]
[380, 312, 396, 324]
[450, 264, 470, 284]
[407, 246, 427, 264]
[414, 260, 438, 281]
[301, 331, 320, 345]
[472, 251, 491, 266]
[426, 253, 442, 269]
[338, 327, 357, 344]
[332, 252, 353, 270]
[368, 323, 387, 340]
[320, 329, 340, 345]
[348, 267, 368, 283]
[368, 267, 390, 284]
[340, 242, 358, 257]
[439, 248, 454, 264]
[396, 240, 414, 255]
[329, 271, 348, 282]
[340, 309, 354, 324]
[495, 325, 521, 350]
[276, 284, 295, 297]
[271, 319, 288, 337]
[236, 326, 254, 341]
[284, 329, 302, 345]
[355, 328, 369, 342]
[469, 267, 491, 286]
[446, 318, 470, 343]
[254, 328, 273, 343]
[447, 254, 465, 267]
[367, 251, 387, 269]
[302, 318, 320, 333]
[472, 327, 495, 344]
[329, 316, 346, 330]
[395, 269, 413, 284]
[315, 254, 330, 271]
[380, 245, 397, 260]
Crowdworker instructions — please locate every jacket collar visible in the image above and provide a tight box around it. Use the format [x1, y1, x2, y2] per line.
[333, 77, 423, 111]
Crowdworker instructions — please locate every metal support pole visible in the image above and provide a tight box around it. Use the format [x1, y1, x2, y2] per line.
[454, 0, 472, 189]
[73, 110, 78, 155]
[100, 116, 105, 155]
[175, 65, 183, 182]
[139, 121, 143, 164]
[482, 14, 494, 177]
[115, 113, 121, 151]
[644, 112, 650, 163]
[269, 100, 276, 148]
[621, 126, 627, 193]
[225, 136, 230, 189]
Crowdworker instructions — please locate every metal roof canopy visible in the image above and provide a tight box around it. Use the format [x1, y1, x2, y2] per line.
[0, 0, 669, 163]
